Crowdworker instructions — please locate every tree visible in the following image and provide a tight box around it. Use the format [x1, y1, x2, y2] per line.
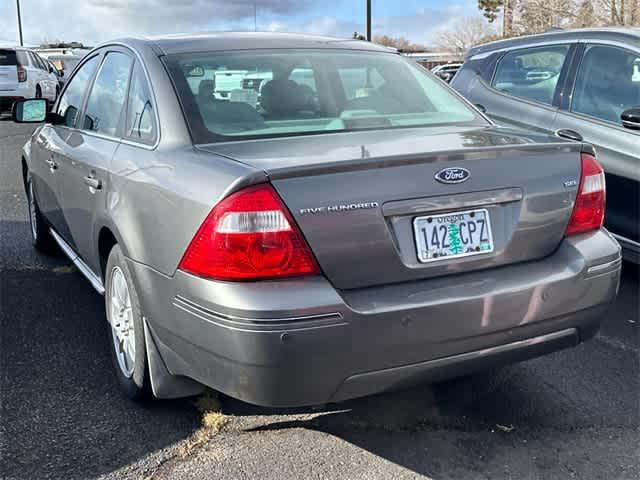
[433, 17, 495, 55]
[447, 224, 463, 254]
[478, 0, 503, 21]
[516, 0, 574, 33]
[372, 35, 427, 52]
[573, 0, 597, 27]
[596, 0, 640, 24]
[478, 0, 515, 36]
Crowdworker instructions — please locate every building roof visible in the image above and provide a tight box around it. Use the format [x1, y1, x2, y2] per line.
[113, 32, 395, 56]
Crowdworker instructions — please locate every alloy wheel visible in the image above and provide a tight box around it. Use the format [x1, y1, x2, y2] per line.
[109, 266, 136, 378]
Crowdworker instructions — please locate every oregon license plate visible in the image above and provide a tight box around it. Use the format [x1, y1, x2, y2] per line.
[413, 208, 494, 263]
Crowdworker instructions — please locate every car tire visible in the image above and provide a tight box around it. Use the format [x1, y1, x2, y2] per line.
[35, 85, 42, 99]
[105, 244, 150, 400]
[26, 174, 56, 253]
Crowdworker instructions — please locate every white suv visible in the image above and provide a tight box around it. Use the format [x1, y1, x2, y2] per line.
[0, 47, 58, 112]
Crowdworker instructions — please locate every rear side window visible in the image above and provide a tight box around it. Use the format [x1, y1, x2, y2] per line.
[28, 52, 43, 70]
[82, 52, 133, 137]
[125, 62, 157, 144]
[572, 45, 640, 125]
[16, 51, 29, 67]
[0, 50, 17, 66]
[493, 45, 570, 106]
[56, 55, 100, 128]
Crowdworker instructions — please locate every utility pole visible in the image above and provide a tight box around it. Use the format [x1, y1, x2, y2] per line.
[366, 0, 371, 41]
[253, 1, 257, 32]
[16, 0, 24, 46]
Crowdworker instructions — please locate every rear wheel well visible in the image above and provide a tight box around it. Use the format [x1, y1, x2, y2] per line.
[98, 228, 118, 280]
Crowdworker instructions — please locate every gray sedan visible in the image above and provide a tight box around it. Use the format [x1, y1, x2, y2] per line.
[12, 33, 621, 407]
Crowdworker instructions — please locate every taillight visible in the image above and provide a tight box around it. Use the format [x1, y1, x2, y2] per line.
[17, 66, 27, 82]
[565, 152, 606, 236]
[179, 183, 320, 281]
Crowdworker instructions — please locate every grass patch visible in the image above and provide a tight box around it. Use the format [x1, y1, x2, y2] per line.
[178, 391, 227, 458]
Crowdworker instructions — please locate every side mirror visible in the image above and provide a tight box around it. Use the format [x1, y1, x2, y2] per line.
[621, 108, 640, 130]
[11, 99, 47, 123]
[48, 65, 54, 74]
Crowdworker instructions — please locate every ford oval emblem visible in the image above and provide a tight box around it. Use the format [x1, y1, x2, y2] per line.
[434, 167, 470, 184]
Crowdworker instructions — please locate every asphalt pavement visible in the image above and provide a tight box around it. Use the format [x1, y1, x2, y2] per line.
[1, 118, 638, 480]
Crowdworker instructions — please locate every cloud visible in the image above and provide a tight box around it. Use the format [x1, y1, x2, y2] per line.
[1, 0, 317, 45]
[0, 0, 482, 47]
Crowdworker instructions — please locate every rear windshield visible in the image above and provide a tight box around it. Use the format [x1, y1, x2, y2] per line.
[164, 49, 484, 143]
[0, 50, 17, 66]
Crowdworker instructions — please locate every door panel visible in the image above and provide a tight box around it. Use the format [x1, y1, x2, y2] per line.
[59, 50, 133, 272]
[58, 133, 118, 273]
[554, 43, 640, 243]
[553, 114, 639, 242]
[29, 125, 72, 239]
[465, 44, 574, 134]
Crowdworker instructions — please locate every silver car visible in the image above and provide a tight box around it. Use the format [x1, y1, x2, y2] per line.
[12, 33, 621, 407]
[451, 28, 640, 264]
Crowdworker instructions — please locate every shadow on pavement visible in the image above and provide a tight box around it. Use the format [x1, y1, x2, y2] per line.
[221, 265, 639, 478]
[0, 220, 199, 479]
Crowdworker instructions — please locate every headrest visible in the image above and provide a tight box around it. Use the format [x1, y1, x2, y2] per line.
[198, 79, 216, 102]
[260, 78, 312, 116]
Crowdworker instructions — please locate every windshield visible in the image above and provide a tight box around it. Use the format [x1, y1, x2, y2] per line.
[164, 49, 485, 143]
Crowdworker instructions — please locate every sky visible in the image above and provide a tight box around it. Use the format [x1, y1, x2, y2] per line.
[0, 0, 481, 47]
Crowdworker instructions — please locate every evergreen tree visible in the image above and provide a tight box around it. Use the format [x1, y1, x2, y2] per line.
[448, 224, 463, 254]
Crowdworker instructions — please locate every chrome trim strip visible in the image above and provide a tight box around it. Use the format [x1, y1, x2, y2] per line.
[470, 39, 580, 60]
[612, 233, 640, 250]
[587, 258, 622, 274]
[173, 295, 345, 333]
[49, 228, 105, 294]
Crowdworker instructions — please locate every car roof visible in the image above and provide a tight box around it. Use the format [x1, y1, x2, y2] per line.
[108, 32, 396, 56]
[467, 27, 640, 58]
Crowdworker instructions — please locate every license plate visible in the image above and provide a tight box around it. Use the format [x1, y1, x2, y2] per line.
[413, 208, 494, 263]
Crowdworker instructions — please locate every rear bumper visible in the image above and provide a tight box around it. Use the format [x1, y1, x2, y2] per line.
[130, 229, 621, 407]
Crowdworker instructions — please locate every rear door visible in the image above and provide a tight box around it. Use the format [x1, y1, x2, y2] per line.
[58, 48, 134, 273]
[0, 49, 18, 91]
[465, 43, 576, 134]
[33, 54, 101, 241]
[553, 43, 640, 244]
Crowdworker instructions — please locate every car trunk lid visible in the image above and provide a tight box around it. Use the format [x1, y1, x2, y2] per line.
[198, 126, 581, 290]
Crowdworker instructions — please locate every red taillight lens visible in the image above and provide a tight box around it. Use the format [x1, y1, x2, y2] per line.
[179, 183, 320, 281]
[565, 152, 606, 236]
[17, 66, 27, 82]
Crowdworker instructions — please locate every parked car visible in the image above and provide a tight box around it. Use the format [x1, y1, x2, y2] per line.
[452, 28, 640, 263]
[0, 47, 58, 112]
[432, 62, 462, 82]
[12, 33, 620, 407]
[47, 60, 65, 89]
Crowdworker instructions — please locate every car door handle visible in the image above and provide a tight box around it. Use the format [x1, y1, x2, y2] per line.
[555, 129, 583, 142]
[84, 176, 102, 190]
[45, 157, 57, 170]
